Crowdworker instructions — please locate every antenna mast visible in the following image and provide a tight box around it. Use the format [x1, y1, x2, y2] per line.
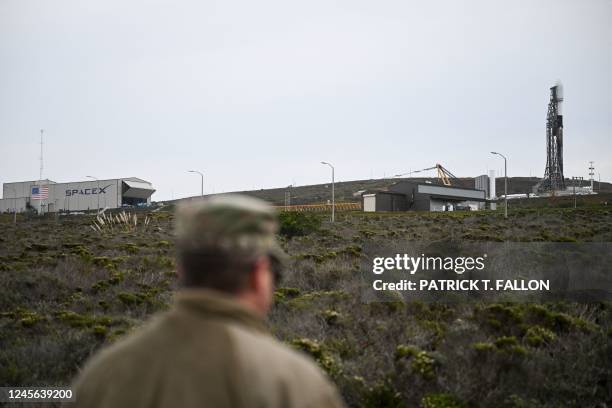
[39, 129, 44, 181]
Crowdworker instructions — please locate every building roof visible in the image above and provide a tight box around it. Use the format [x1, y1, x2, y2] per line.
[122, 177, 152, 184]
[123, 179, 156, 199]
[389, 180, 483, 193]
[4, 179, 56, 185]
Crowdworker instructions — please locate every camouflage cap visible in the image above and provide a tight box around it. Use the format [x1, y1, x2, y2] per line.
[175, 194, 288, 265]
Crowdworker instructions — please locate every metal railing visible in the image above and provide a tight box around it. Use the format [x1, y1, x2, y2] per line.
[274, 202, 361, 212]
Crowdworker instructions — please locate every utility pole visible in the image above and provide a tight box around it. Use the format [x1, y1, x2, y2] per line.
[39, 129, 44, 214]
[572, 176, 583, 208]
[284, 185, 292, 210]
[491, 152, 508, 218]
[188, 170, 204, 197]
[321, 162, 335, 223]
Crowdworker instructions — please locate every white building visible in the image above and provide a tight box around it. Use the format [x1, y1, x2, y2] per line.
[362, 181, 486, 212]
[0, 177, 155, 213]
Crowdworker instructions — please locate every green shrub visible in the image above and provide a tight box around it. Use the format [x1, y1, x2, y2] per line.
[291, 338, 341, 378]
[421, 393, 466, 408]
[494, 336, 519, 348]
[275, 287, 301, 298]
[493, 336, 527, 356]
[55, 311, 89, 327]
[421, 320, 446, 345]
[117, 292, 146, 306]
[472, 342, 496, 352]
[412, 351, 436, 380]
[396, 343, 438, 379]
[361, 380, 403, 408]
[339, 245, 362, 257]
[274, 287, 302, 303]
[55, 310, 112, 328]
[120, 243, 140, 254]
[321, 309, 342, 324]
[524, 326, 556, 347]
[324, 338, 356, 359]
[91, 280, 110, 293]
[108, 271, 125, 285]
[91, 325, 109, 338]
[481, 304, 523, 327]
[92, 256, 115, 269]
[278, 212, 321, 238]
[395, 344, 420, 359]
[296, 251, 337, 263]
[70, 245, 92, 261]
[19, 311, 45, 328]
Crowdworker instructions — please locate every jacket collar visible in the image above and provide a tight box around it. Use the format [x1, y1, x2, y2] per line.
[174, 288, 269, 334]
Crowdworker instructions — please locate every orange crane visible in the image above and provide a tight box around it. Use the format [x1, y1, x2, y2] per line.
[395, 163, 459, 186]
[422, 163, 458, 186]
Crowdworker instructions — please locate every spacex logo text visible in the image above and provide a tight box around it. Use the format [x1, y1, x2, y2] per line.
[65, 184, 112, 197]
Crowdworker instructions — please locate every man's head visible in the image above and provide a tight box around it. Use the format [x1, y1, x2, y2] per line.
[174, 194, 287, 315]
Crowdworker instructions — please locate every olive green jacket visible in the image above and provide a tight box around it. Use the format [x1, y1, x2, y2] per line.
[69, 289, 345, 408]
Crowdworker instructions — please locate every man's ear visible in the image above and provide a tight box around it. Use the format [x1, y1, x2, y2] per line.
[250, 256, 271, 291]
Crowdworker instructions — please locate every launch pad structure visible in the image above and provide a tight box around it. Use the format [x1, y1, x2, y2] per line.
[537, 83, 565, 192]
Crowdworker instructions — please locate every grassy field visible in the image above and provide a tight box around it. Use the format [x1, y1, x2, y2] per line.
[1, 204, 611, 407]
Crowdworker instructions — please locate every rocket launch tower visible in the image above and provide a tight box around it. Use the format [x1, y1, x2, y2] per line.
[538, 83, 565, 192]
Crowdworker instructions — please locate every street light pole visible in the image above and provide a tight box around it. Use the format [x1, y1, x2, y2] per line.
[321, 162, 335, 223]
[188, 170, 204, 197]
[573, 177, 577, 208]
[571, 176, 583, 209]
[491, 152, 508, 219]
[86, 176, 99, 214]
[598, 173, 601, 192]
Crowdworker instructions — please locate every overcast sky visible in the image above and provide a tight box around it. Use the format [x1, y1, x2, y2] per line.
[1, 0, 611, 200]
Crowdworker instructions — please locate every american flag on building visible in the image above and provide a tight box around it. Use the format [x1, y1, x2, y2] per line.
[31, 185, 49, 200]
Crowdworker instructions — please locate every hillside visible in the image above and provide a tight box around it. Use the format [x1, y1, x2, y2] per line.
[170, 177, 612, 206]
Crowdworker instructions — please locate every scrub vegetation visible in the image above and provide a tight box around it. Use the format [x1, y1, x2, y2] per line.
[1, 205, 611, 407]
